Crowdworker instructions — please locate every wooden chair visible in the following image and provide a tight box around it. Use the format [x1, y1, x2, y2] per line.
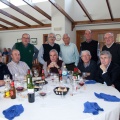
[32, 58, 42, 77]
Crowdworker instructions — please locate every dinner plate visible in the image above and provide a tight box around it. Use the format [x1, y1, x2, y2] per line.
[53, 87, 69, 95]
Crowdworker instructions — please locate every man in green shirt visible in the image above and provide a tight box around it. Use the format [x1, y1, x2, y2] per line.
[12, 33, 38, 69]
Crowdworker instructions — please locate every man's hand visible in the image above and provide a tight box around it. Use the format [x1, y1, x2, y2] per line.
[0, 80, 5, 86]
[100, 64, 107, 73]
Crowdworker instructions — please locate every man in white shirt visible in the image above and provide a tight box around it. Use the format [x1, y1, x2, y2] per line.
[7, 49, 30, 80]
[60, 33, 79, 71]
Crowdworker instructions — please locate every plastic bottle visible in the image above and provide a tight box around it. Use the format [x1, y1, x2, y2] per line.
[62, 66, 68, 83]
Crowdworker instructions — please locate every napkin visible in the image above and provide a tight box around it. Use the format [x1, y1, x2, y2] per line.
[83, 101, 104, 115]
[85, 80, 96, 84]
[3, 104, 24, 120]
[94, 92, 120, 102]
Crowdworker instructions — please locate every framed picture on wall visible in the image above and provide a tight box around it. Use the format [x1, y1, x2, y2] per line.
[30, 38, 37, 45]
[17, 39, 22, 43]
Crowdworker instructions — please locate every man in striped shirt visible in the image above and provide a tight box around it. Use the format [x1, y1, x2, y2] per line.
[7, 49, 31, 80]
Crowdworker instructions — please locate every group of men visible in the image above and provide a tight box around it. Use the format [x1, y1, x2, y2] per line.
[0, 30, 120, 92]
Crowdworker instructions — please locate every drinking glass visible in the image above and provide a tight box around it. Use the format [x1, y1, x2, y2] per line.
[16, 80, 24, 101]
[39, 85, 47, 106]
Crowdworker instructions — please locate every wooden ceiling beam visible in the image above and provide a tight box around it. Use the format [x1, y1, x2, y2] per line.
[49, 0, 74, 23]
[0, 17, 19, 28]
[0, 0, 44, 26]
[0, 24, 8, 29]
[0, 9, 31, 27]
[106, 0, 114, 21]
[74, 18, 120, 25]
[0, 24, 51, 31]
[76, 0, 93, 22]
[23, 0, 51, 20]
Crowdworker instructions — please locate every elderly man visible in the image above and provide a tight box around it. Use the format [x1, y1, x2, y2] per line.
[95, 51, 120, 92]
[102, 32, 120, 66]
[38, 33, 60, 65]
[77, 50, 97, 80]
[80, 30, 99, 63]
[0, 55, 12, 86]
[43, 49, 65, 77]
[12, 33, 39, 68]
[7, 49, 31, 79]
[60, 33, 79, 71]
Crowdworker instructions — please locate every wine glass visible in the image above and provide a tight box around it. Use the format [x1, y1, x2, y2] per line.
[16, 80, 24, 101]
[39, 85, 47, 106]
[34, 69, 39, 78]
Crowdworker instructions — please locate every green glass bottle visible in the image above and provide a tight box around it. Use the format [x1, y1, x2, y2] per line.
[26, 69, 35, 103]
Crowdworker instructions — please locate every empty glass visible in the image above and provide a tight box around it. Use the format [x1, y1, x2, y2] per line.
[33, 69, 39, 78]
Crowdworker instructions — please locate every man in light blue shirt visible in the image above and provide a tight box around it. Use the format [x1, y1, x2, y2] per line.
[60, 33, 79, 71]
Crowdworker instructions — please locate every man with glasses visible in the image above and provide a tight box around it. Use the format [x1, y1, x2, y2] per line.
[38, 33, 60, 65]
[12, 33, 39, 68]
[102, 32, 120, 66]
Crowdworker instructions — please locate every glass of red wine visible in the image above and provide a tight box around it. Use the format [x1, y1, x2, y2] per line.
[39, 85, 47, 106]
[16, 80, 24, 101]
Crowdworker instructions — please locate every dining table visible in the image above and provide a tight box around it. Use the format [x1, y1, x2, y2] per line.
[0, 77, 120, 120]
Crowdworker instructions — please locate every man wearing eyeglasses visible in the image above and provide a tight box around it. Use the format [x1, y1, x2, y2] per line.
[38, 33, 60, 65]
[102, 33, 120, 66]
[12, 33, 39, 69]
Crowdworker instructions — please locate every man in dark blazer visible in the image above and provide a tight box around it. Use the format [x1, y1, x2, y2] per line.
[95, 50, 120, 92]
[78, 50, 97, 80]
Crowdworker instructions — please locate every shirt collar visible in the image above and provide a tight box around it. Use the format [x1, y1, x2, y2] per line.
[83, 61, 90, 68]
[48, 43, 54, 47]
[12, 60, 20, 65]
[106, 42, 114, 48]
[63, 42, 71, 46]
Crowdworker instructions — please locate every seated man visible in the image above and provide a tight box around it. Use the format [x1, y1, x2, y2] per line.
[7, 49, 31, 80]
[0, 55, 12, 86]
[43, 49, 65, 77]
[77, 50, 97, 80]
[95, 50, 120, 92]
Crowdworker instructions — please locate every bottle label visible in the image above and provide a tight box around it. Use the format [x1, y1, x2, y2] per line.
[28, 89, 34, 93]
[10, 90, 14, 96]
[42, 76, 45, 80]
[73, 76, 77, 80]
[62, 71, 67, 76]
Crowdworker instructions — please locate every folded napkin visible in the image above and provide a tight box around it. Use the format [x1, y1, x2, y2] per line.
[3, 104, 24, 120]
[85, 80, 96, 84]
[94, 92, 120, 102]
[83, 101, 104, 115]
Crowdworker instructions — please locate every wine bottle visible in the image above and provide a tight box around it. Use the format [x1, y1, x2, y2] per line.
[58, 69, 62, 82]
[27, 69, 35, 103]
[10, 81, 16, 99]
[41, 69, 45, 81]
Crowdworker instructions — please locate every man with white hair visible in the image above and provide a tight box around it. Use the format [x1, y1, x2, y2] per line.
[60, 33, 79, 71]
[95, 50, 120, 92]
[77, 50, 97, 80]
[102, 32, 120, 66]
[80, 30, 99, 63]
[43, 49, 65, 77]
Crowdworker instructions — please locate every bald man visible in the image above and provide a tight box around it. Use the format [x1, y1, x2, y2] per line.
[7, 49, 30, 79]
[80, 30, 99, 63]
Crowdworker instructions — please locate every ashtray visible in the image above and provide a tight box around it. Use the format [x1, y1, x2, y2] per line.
[53, 87, 69, 95]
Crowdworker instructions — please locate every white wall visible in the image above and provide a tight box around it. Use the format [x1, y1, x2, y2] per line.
[0, 28, 51, 51]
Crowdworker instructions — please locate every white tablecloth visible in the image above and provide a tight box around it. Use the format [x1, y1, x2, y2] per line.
[0, 80, 120, 120]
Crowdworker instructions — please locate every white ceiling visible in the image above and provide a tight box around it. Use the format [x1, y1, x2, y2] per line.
[0, 0, 120, 28]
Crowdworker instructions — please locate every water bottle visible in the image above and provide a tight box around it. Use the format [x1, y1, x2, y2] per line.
[62, 66, 68, 83]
